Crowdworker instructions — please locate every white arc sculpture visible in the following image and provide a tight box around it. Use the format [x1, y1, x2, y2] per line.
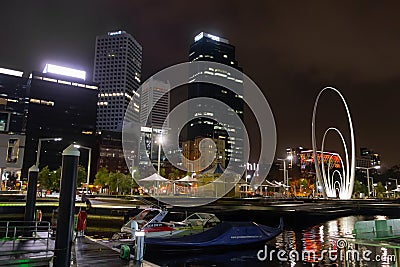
[311, 87, 356, 199]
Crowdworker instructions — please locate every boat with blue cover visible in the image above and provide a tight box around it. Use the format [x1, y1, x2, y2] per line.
[144, 218, 283, 250]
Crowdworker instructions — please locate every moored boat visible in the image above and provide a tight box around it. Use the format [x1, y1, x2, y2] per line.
[144, 218, 283, 250]
[118, 207, 220, 238]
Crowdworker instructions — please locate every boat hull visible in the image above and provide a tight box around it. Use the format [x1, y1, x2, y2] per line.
[145, 221, 283, 250]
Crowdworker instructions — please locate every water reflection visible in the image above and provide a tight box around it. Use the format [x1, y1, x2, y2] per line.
[145, 215, 398, 267]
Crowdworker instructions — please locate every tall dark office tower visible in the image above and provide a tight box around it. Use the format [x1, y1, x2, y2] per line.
[23, 67, 98, 178]
[93, 30, 142, 132]
[186, 32, 244, 169]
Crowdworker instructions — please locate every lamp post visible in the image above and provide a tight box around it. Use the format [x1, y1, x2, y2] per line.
[277, 155, 293, 189]
[36, 137, 63, 168]
[389, 178, 399, 198]
[73, 145, 91, 193]
[356, 166, 380, 198]
[157, 135, 163, 175]
[388, 178, 398, 188]
[187, 162, 194, 175]
[131, 169, 137, 195]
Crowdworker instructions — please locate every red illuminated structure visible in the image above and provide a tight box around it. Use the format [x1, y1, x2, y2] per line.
[300, 150, 342, 171]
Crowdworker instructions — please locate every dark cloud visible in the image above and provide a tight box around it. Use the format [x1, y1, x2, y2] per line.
[1, 0, 399, 166]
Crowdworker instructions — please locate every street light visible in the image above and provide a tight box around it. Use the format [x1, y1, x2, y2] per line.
[356, 165, 380, 198]
[73, 144, 92, 193]
[388, 178, 398, 188]
[36, 137, 63, 167]
[131, 169, 137, 195]
[277, 155, 293, 187]
[157, 135, 163, 175]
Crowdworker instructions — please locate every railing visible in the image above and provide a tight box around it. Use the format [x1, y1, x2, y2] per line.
[0, 221, 53, 264]
[135, 196, 158, 208]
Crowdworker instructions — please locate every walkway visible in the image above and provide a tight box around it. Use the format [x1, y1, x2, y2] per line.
[73, 236, 158, 267]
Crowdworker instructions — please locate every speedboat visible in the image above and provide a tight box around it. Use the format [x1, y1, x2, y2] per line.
[144, 218, 284, 250]
[119, 207, 220, 238]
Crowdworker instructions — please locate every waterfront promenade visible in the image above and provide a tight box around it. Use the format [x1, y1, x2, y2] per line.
[73, 236, 158, 267]
[0, 230, 158, 266]
[0, 195, 399, 220]
[0, 195, 399, 266]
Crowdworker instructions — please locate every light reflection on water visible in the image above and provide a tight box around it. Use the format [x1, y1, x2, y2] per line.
[146, 215, 399, 267]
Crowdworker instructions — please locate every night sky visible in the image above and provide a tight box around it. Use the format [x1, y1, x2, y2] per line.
[1, 1, 399, 168]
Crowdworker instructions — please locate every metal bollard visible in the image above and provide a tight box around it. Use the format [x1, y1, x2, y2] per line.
[54, 145, 80, 267]
[135, 231, 145, 261]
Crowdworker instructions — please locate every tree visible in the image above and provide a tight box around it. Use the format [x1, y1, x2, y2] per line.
[77, 166, 87, 187]
[118, 174, 134, 194]
[354, 180, 367, 198]
[39, 165, 88, 192]
[94, 167, 109, 187]
[52, 166, 87, 188]
[168, 168, 182, 180]
[108, 172, 124, 192]
[375, 182, 386, 198]
[159, 168, 166, 177]
[168, 172, 175, 180]
[38, 166, 59, 191]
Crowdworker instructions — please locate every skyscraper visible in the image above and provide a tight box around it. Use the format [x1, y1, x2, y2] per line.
[24, 66, 98, 178]
[140, 78, 170, 128]
[138, 78, 170, 169]
[93, 30, 142, 132]
[93, 30, 142, 174]
[185, 32, 244, 169]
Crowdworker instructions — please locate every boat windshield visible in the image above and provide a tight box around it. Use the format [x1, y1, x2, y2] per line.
[134, 209, 160, 221]
[162, 212, 186, 222]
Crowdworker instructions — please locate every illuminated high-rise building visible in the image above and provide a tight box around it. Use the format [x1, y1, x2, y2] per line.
[93, 30, 142, 132]
[93, 30, 142, 174]
[138, 78, 170, 169]
[185, 32, 244, 168]
[140, 78, 170, 128]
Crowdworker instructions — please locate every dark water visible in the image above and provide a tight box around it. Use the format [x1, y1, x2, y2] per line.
[143, 215, 399, 267]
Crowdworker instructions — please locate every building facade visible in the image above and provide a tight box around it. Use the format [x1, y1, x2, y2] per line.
[0, 68, 28, 189]
[96, 130, 128, 174]
[182, 137, 225, 173]
[140, 78, 170, 128]
[185, 32, 244, 169]
[23, 70, 98, 179]
[357, 147, 381, 168]
[93, 30, 142, 173]
[93, 30, 142, 132]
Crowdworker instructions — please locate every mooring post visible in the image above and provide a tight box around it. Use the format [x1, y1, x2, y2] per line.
[135, 231, 145, 261]
[54, 145, 80, 267]
[24, 165, 39, 222]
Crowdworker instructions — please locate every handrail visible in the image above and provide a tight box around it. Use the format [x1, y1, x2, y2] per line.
[135, 196, 158, 208]
[0, 220, 53, 261]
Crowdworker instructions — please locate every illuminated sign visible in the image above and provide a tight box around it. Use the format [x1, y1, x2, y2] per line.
[246, 163, 259, 171]
[141, 126, 152, 133]
[194, 32, 222, 42]
[43, 64, 86, 80]
[0, 67, 23, 77]
[108, 30, 124, 36]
